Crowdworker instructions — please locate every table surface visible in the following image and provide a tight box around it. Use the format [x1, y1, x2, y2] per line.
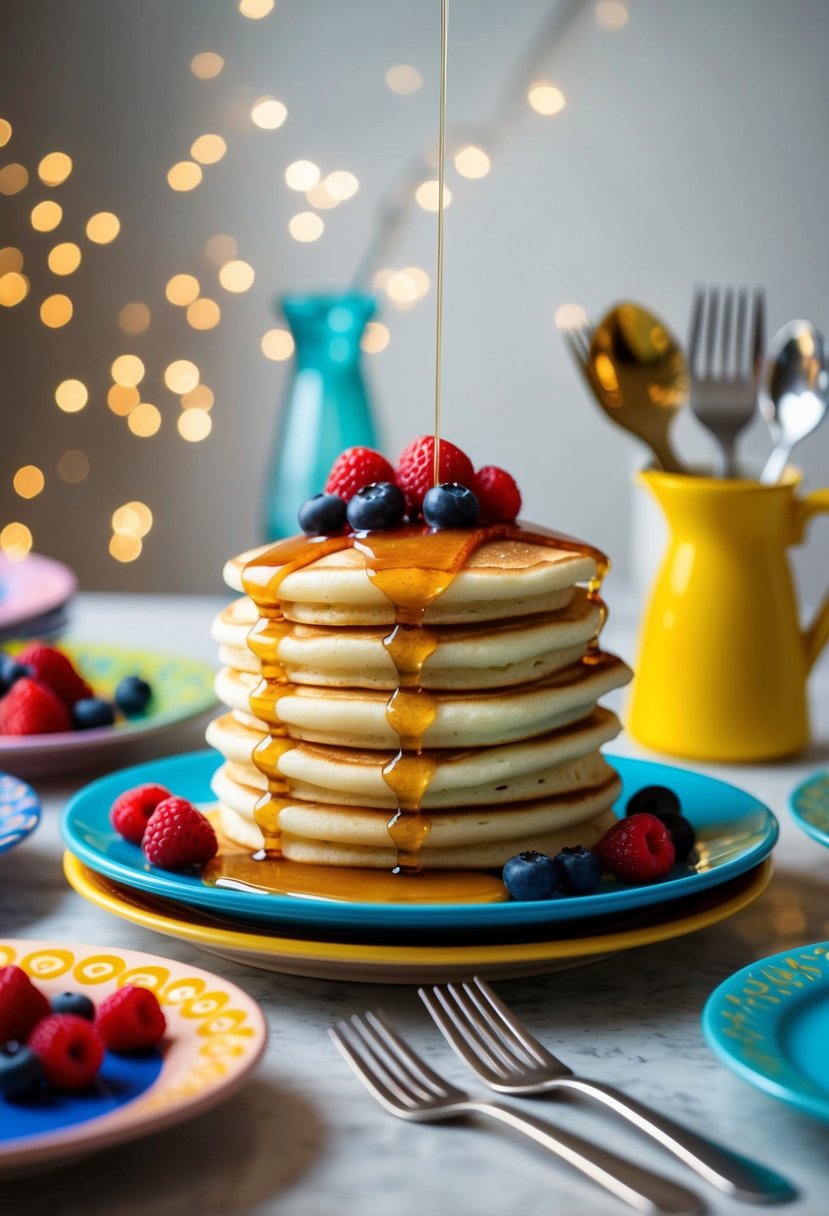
[3, 592, 829, 1216]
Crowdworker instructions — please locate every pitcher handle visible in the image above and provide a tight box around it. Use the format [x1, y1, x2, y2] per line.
[792, 488, 829, 672]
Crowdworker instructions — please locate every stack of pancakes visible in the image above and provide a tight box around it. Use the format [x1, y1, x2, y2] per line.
[206, 529, 632, 871]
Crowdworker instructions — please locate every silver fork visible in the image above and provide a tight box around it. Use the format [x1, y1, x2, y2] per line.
[687, 285, 765, 476]
[329, 1011, 703, 1216]
[419, 978, 795, 1205]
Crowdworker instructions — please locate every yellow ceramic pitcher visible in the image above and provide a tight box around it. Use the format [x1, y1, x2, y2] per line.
[628, 467, 829, 761]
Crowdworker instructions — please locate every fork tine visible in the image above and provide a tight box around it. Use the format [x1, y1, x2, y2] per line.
[734, 289, 748, 380]
[422, 985, 521, 1078]
[751, 287, 766, 378]
[720, 288, 733, 379]
[687, 287, 704, 378]
[703, 286, 719, 379]
[329, 1021, 419, 1111]
[471, 978, 562, 1068]
[362, 1010, 460, 1099]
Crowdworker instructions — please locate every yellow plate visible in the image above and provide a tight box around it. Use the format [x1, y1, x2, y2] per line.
[64, 852, 771, 985]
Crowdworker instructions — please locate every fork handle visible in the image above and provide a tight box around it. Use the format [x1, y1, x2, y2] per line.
[556, 1078, 795, 1203]
[467, 1100, 703, 1215]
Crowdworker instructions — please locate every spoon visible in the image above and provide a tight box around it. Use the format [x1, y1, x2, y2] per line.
[760, 320, 829, 484]
[586, 302, 688, 473]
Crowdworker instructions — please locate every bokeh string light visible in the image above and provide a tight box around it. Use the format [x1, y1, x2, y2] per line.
[0, 0, 627, 565]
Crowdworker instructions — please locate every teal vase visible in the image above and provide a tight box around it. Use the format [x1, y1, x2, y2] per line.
[264, 292, 379, 540]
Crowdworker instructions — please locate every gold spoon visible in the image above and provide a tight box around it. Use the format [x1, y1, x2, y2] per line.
[586, 302, 688, 473]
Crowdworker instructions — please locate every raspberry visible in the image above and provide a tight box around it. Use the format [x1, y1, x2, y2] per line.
[110, 782, 172, 845]
[324, 447, 397, 503]
[596, 813, 676, 884]
[0, 965, 51, 1042]
[16, 644, 93, 706]
[474, 465, 522, 522]
[28, 1014, 104, 1090]
[395, 436, 475, 517]
[95, 985, 166, 1052]
[142, 796, 218, 870]
[0, 677, 72, 735]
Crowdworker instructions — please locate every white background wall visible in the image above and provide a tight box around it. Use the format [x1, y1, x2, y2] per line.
[1, 0, 828, 600]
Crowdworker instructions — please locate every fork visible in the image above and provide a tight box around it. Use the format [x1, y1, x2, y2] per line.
[330, 1010, 704, 1216]
[687, 285, 765, 476]
[419, 978, 794, 1205]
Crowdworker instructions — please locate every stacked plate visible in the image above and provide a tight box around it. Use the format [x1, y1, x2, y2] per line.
[0, 553, 77, 644]
[61, 749, 778, 984]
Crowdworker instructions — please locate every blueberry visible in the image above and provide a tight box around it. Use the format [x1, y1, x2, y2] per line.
[554, 845, 603, 895]
[0, 652, 32, 695]
[0, 1041, 44, 1100]
[346, 482, 406, 531]
[51, 991, 95, 1020]
[502, 850, 560, 901]
[71, 697, 116, 730]
[115, 675, 153, 717]
[297, 493, 348, 536]
[659, 812, 696, 862]
[625, 785, 681, 820]
[422, 482, 479, 529]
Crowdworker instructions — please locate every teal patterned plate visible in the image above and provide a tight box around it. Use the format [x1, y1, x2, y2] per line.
[702, 942, 829, 1122]
[0, 643, 216, 778]
[789, 771, 829, 847]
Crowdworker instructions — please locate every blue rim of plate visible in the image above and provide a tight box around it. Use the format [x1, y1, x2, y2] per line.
[702, 941, 829, 1122]
[60, 749, 779, 933]
[0, 772, 40, 855]
[789, 771, 829, 848]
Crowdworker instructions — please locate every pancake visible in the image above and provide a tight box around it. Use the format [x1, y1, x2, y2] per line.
[229, 538, 595, 626]
[211, 761, 621, 867]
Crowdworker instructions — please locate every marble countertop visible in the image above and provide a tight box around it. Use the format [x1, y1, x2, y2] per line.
[3, 592, 829, 1216]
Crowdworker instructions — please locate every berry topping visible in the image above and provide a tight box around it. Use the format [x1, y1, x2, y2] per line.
[16, 644, 93, 706]
[395, 435, 475, 517]
[346, 481, 406, 531]
[71, 697, 116, 731]
[142, 796, 219, 870]
[625, 785, 682, 820]
[0, 652, 33, 695]
[50, 992, 96, 1020]
[597, 813, 676, 884]
[502, 850, 560, 900]
[422, 482, 480, 529]
[473, 466, 522, 522]
[0, 965, 51, 1043]
[659, 812, 697, 862]
[95, 986, 166, 1052]
[0, 1042, 44, 1101]
[111, 782, 172, 845]
[115, 675, 153, 718]
[324, 447, 396, 503]
[554, 845, 603, 895]
[28, 1014, 104, 1091]
[0, 677, 73, 735]
[298, 492, 348, 536]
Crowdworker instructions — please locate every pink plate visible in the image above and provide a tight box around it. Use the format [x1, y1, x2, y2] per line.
[0, 939, 267, 1175]
[0, 555, 76, 634]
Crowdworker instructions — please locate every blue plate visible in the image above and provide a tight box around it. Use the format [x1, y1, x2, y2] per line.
[702, 942, 829, 1122]
[60, 750, 778, 933]
[0, 772, 40, 855]
[789, 771, 829, 847]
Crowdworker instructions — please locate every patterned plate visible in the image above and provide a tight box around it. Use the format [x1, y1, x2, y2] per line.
[789, 771, 829, 848]
[0, 554, 76, 636]
[0, 643, 216, 778]
[0, 773, 40, 855]
[0, 940, 267, 1174]
[702, 941, 829, 1122]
